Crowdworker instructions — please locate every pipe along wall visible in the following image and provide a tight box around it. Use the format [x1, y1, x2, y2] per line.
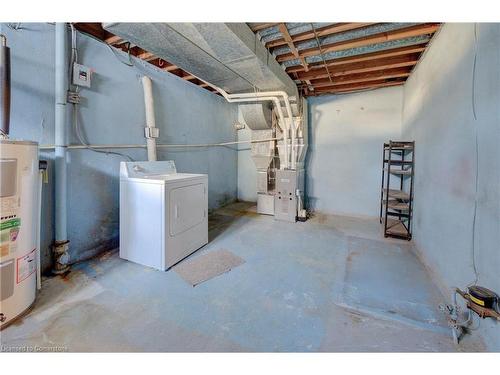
[0, 23, 238, 272]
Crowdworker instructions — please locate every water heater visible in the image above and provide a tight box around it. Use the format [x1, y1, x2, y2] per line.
[0, 140, 39, 329]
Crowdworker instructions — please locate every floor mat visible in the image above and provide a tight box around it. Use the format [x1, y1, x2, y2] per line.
[174, 249, 245, 287]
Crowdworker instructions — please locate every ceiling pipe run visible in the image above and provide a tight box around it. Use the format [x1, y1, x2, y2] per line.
[207, 85, 298, 170]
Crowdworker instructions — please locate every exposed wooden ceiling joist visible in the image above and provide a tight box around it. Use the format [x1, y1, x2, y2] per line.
[286, 43, 427, 74]
[75, 22, 439, 97]
[73, 23, 105, 40]
[104, 35, 123, 45]
[278, 23, 310, 72]
[276, 23, 440, 62]
[312, 78, 406, 95]
[250, 23, 280, 32]
[295, 54, 420, 81]
[266, 22, 376, 49]
[162, 63, 179, 72]
[306, 67, 411, 88]
[137, 51, 157, 61]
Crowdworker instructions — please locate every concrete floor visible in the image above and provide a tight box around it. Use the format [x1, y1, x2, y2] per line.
[1, 202, 485, 352]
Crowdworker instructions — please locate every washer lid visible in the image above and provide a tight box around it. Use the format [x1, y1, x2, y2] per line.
[120, 160, 177, 179]
[141, 173, 206, 182]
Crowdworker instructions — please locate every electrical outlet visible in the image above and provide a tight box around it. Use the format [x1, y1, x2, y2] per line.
[72, 63, 92, 88]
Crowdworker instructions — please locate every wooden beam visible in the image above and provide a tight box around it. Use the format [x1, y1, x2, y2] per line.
[295, 54, 419, 81]
[307, 67, 411, 88]
[267, 22, 376, 49]
[105, 35, 123, 45]
[73, 23, 106, 40]
[278, 23, 300, 58]
[278, 23, 309, 72]
[311, 79, 405, 95]
[286, 43, 427, 74]
[169, 68, 184, 77]
[250, 23, 279, 32]
[162, 64, 179, 72]
[276, 23, 440, 62]
[137, 51, 156, 61]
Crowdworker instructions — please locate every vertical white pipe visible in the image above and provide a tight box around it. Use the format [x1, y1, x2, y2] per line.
[141, 76, 157, 161]
[54, 23, 68, 242]
[207, 86, 295, 169]
[283, 100, 296, 170]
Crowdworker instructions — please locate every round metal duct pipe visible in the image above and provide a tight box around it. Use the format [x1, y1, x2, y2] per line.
[239, 103, 273, 130]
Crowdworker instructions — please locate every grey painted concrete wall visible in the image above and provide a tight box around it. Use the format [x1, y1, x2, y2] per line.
[1, 23, 238, 271]
[236, 88, 404, 212]
[306, 87, 403, 217]
[402, 23, 500, 350]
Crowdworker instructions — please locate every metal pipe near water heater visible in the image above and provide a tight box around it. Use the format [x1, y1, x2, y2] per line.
[0, 34, 10, 138]
[53, 23, 70, 274]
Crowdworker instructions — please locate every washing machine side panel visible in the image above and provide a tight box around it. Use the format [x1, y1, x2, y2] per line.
[120, 180, 164, 270]
[165, 177, 208, 268]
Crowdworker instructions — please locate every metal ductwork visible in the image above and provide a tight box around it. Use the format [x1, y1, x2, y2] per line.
[240, 103, 273, 130]
[0, 34, 11, 137]
[102, 23, 298, 98]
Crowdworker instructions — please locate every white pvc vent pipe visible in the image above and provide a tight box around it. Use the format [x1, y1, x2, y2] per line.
[208, 85, 297, 170]
[141, 76, 158, 161]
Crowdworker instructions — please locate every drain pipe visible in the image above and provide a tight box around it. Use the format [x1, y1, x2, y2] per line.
[53, 23, 70, 274]
[141, 76, 158, 161]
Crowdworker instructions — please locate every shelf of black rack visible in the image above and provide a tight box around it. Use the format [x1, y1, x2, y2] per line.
[383, 188, 410, 201]
[379, 140, 415, 240]
[383, 200, 410, 211]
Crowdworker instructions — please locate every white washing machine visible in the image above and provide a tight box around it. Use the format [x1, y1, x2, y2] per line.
[119, 161, 208, 270]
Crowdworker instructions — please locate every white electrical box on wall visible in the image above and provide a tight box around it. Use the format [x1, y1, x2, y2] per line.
[72, 63, 92, 88]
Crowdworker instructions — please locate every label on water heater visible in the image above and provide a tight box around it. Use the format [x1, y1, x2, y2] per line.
[0, 218, 21, 257]
[16, 248, 36, 284]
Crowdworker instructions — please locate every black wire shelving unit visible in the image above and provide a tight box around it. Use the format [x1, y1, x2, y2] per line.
[379, 140, 415, 240]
